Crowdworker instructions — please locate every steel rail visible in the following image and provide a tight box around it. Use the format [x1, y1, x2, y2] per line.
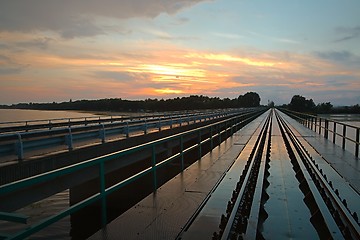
[220, 110, 272, 240]
[275, 110, 360, 239]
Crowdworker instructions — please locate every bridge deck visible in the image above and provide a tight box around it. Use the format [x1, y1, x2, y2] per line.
[89, 112, 269, 240]
[90, 110, 360, 240]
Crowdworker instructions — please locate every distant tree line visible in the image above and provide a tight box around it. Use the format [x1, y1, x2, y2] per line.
[0, 92, 262, 112]
[283, 95, 360, 114]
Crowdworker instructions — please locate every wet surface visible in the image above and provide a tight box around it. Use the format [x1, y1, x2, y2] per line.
[89, 109, 360, 239]
[90, 112, 270, 240]
[3, 109, 359, 239]
[262, 116, 317, 239]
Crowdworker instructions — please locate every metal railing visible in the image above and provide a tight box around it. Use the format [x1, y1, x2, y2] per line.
[0, 109, 267, 239]
[0, 109, 253, 161]
[279, 108, 360, 158]
[0, 110, 230, 134]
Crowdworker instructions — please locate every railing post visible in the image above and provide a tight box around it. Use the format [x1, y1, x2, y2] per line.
[125, 122, 129, 138]
[152, 145, 157, 191]
[24, 121, 29, 132]
[15, 133, 24, 160]
[99, 124, 106, 143]
[310, 117, 313, 130]
[198, 130, 202, 158]
[99, 161, 107, 227]
[180, 136, 184, 171]
[314, 118, 317, 132]
[342, 125, 346, 150]
[210, 125, 213, 150]
[158, 118, 161, 131]
[319, 118, 322, 135]
[218, 123, 222, 143]
[65, 128, 73, 151]
[144, 119, 148, 134]
[170, 117, 173, 129]
[324, 119, 329, 139]
[333, 123, 337, 144]
[356, 128, 359, 158]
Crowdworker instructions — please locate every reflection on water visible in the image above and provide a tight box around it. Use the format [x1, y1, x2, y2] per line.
[319, 114, 360, 122]
[0, 109, 102, 123]
[0, 190, 71, 239]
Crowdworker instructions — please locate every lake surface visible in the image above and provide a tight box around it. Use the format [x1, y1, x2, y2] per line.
[0, 109, 104, 122]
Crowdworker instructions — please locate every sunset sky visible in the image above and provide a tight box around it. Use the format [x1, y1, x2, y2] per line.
[0, 0, 359, 105]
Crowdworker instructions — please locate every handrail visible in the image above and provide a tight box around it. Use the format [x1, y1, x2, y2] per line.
[0, 108, 267, 239]
[279, 108, 360, 158]
[0, 109, 256, 161]
[0, 110, 236, 134]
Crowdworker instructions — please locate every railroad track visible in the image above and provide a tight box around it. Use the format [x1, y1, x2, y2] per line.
[210, 109, 359, 240]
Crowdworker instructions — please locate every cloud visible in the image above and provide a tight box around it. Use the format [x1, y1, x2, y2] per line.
[248, 31, 300, 44]
[0, 0, 208, 38]
[0, 54, 26, 74]
[314, 50, 360, 67]
[334, 26, 360, 42]
[93, 71, 138, 82]
[16, 37, 53, 50]
[212, 32, 244, 39]
[0, 67, 22, 75]
[173, 17, 190, 25]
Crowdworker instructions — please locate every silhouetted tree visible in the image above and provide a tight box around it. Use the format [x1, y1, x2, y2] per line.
[238, 92, 261, 107]
[3, 93, 265, 112]
[316, 102, 333, 113]
[289, 95, 315, 112]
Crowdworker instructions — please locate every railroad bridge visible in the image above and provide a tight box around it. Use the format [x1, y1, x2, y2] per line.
[0, 108, 359, 239]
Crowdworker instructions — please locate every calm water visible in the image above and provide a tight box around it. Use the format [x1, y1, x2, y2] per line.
[319, 113, 360, 122]
[0, 109, 103, 123]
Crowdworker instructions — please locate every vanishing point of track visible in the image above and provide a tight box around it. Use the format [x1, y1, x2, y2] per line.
[214, 109, 359, 239]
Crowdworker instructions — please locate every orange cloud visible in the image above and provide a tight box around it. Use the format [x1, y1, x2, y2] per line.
[1, 35, 358, 104]
[184, 53, 277, 67]
[154, 88, 183, 94]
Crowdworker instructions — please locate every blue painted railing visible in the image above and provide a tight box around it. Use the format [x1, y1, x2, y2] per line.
[0, 110, 228, 134]
[0, 108, 266, 239]
[0, 109, 252, 161]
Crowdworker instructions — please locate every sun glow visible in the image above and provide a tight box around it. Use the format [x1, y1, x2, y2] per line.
[128, 64, 206, 78]
[154, 88, 183, 94]
[185, 53, 276, 67]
